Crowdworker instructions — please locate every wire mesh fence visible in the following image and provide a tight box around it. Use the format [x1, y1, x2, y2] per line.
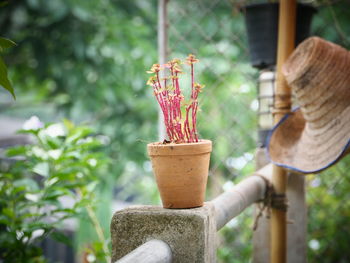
[167, 0, 258, 261]
[167, 0, 257, 188]
[165, 0, 350, 262]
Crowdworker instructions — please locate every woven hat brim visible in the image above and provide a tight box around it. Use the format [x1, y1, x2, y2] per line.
[266, 108, 350, 174]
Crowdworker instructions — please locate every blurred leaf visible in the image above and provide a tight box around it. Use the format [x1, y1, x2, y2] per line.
[0, 37, 16, 52]
[6, 146, 27, 157]
[51, 231, 73, 247]
[32, 162, 49, 177]
[0, 56, 15, 99]
[0, 1, 10, 8]
[63, 119, 74, 130]
[13, 178, 39, 191]
[2, 208, 15, 219]
[66, 127, 93, 144]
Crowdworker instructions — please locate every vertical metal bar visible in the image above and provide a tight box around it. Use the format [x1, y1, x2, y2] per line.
[271, 1, 296, 263]
[157, 0, 168, 141]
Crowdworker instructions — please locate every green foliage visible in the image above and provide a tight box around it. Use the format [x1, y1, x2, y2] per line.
[312, 1, 350, 49]
[1, 1, 159, 259]
[1, 0, 158, 202]
[217, 208, 254, 263]
[307, 157, 350, 263]
[0, 120, 110, 262]
[0, 37, 16, 99]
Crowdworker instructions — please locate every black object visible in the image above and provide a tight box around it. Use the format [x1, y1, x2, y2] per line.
[242, 3, 317, 69]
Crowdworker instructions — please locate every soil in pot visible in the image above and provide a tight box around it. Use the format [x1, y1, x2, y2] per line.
[147, 140, 212, 209]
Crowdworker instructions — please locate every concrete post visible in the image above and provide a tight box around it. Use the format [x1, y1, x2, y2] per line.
[110, 203, 217, 263]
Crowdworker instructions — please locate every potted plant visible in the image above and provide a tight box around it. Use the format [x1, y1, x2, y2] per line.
[241, 1, 317, 69]
[146, 55, 212, 209]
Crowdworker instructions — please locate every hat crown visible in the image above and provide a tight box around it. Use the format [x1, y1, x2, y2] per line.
[283, 37, 350, 130]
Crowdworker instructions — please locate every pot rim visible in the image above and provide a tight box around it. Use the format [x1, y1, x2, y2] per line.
[147, 139, 212, 156]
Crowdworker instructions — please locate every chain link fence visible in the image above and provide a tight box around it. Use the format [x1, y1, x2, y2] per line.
[165, 0, 350, 262]
[167, 0, 258, 261]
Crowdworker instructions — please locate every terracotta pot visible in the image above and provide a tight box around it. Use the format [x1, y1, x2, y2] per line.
[147, 140, 212, 209]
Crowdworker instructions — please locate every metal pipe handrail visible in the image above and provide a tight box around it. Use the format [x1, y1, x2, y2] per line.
[115, 239, 172, 263]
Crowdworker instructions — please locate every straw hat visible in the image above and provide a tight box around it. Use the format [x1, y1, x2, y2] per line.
[266, 37, 350, 174]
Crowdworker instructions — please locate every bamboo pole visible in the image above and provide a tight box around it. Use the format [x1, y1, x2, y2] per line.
[271, 1, 296, 263]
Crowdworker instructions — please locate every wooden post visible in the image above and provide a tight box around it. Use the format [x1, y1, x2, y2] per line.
[157, 0, 168, 140]
[253, 166, 308, 263]
[271, 1, 296, 263]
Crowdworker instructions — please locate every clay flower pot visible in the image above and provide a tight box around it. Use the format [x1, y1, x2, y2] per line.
[147, 140, 212, 209]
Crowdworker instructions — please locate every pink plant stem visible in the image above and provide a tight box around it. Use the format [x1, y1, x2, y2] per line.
[168, 92, 174, 140]
[192, 101, 198, 142]
[191, 63, 194, 99]
[156, 98, 171, 139]
[185, 106, 193, 142]
[189, 63, 198, 142]
[174, 73, 184, 140]
[191, 87, 199, 142]
[154, 90, 170, 139]
[167, 66, 176, 140]
[155, 74, 173, 140]
[168, 68, 177, 140]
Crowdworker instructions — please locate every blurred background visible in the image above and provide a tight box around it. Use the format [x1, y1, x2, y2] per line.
[1, 0, 350, 262]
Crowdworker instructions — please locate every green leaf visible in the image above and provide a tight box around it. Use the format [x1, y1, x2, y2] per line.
[12, 185, 26, 195]
[0, 217, 11, 225]
[0, 1, 9, 8]
[43, 189, 69, 200]
[13, 178, 39, 192]
[0, 37, 16, 52]
[50, 231, 73, 246]
[17, 128, 40, 136]
[2, 207, 15, 219]
[0, 56, 15, 99]
[66, 127, 92, 144]
[46, 137, 62, 149]
[6, 146, 27, 157]
[32, 162, 49, 177]
[63, 119, 74, 131]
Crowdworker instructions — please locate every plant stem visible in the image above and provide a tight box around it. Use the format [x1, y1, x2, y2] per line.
[77, 189, 110, 263]
[85, 204, 110, 263]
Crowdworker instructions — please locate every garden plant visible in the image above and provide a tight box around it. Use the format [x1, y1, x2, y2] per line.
[0, 120, 110, 263]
